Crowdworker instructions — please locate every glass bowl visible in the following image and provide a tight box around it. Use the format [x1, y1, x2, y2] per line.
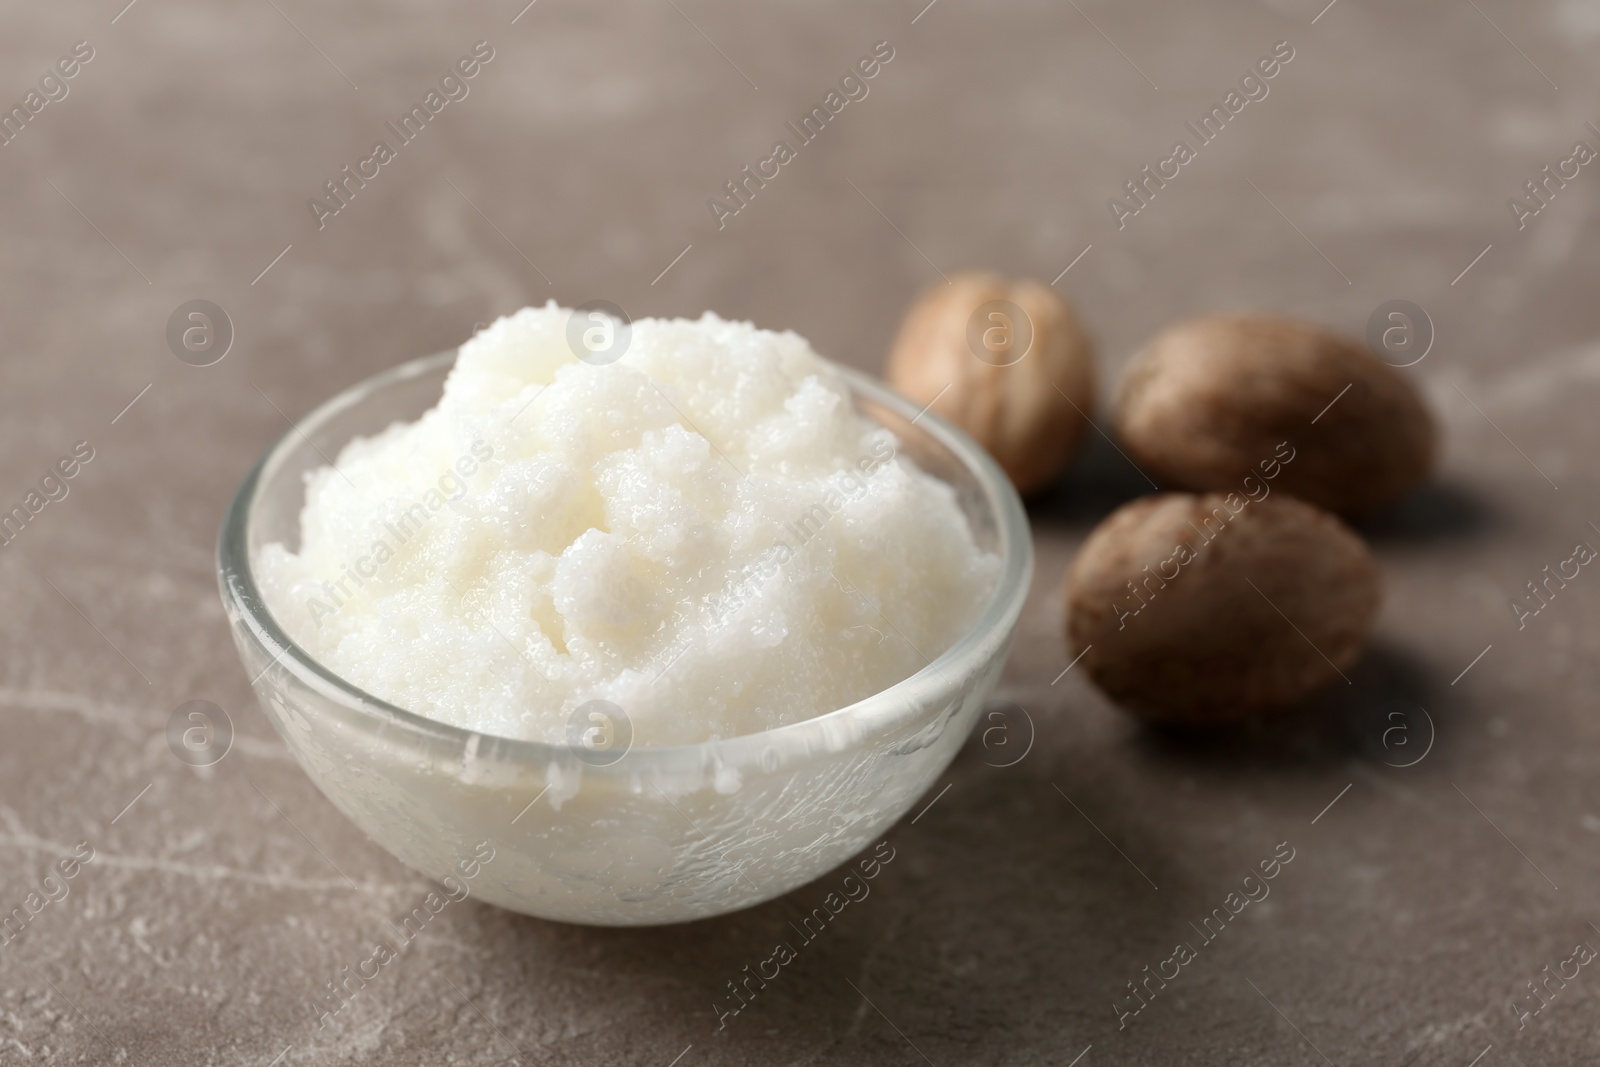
[217, 350, 1032, 926]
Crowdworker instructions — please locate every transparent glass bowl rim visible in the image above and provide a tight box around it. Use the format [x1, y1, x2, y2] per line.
[218, 349, 1034, 769]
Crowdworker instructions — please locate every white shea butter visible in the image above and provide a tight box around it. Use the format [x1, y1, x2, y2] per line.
[257, 304, 999, 746]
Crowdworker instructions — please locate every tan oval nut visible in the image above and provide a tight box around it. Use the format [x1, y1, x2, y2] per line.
[1115, 315, 1436, 514]
[1064, 492, 1381, 724]
[886, 273, 1095, 495]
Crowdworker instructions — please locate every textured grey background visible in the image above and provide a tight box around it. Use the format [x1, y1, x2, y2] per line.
[2, 0, 1599, 1063]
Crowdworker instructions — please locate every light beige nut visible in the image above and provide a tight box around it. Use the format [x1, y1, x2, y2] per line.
[1115, 314, 1436, 514]
[1063, 492, 1381, 724]
[885, 272, 1095, 495]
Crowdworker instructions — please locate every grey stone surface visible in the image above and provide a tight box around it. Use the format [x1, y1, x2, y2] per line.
[2, 0, 1599, 1063]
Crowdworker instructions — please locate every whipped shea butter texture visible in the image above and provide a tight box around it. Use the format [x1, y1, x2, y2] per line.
[256, 304, 998, 746]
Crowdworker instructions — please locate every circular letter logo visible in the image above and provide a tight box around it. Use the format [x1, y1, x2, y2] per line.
[978, 699, 1036, 768]
[565, 699, 633, 766]
[1368, 699, 1434, 769]
[166, 300, 234, 367]
[1364, 300, 1433, 368]
[166, 700, 234, 767]
[566, 300, 632, 366]
[966, 299, 1033, 367]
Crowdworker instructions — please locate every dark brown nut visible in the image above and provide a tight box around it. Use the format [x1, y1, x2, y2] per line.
[885, 272, 1095, 495]
[1114, 314, 1436, 514]
[1063, 492, 1381, 724]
